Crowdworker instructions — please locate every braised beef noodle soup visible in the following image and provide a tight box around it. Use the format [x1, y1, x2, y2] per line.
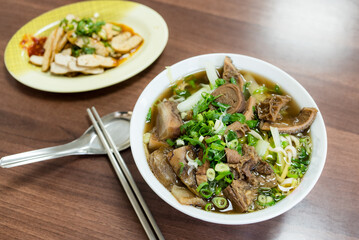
[143, 56, 317, 213]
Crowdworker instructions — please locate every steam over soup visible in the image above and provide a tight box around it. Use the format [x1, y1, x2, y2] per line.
[143, 56, 317, 213]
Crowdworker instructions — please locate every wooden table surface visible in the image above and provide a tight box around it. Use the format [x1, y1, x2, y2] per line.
[1, 0, 358, 239]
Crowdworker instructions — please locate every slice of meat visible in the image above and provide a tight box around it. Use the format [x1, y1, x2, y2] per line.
[60, 48, 72, 56]
[223, 179, 257, 213]
[257, 95, 291, 122]
[89, 39, 110, 57]
[168, 146, 198, 196]
[211, 84, 245, 113]
[156, 101, 182, 140]
[243, 96, 256, 120]
[148, 148, 177, 189]
[148, 133, 169, 152]
[29, 55, 44, 66]
[103, 23, 120, 40]
[170, 185, 206, 207]
[50, 62, 70, 75]
[260, 107, 318, 133]
[77, 54, 117, 68]
[222, 56, 244, 91]
[67, 58, 104, 74]
[112, 35, 143, 53]
[111, 32, 132, 51]
[225, 121, 249, 138]
[54, 53, 76, 66]
[73, 37, 110, 57]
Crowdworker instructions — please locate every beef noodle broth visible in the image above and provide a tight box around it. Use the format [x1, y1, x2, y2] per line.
[143, 56, 317, 214]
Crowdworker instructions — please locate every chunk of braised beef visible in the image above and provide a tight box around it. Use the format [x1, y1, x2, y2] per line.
[211, 84, 246, 113]
[225, 144, 278, 211]
[156, 101, 182, 140]
[222, 56, 244, 91]
[148, 148, 177, 189]
[243, 96, 256, 120]
[168, 146, 199, 196]
[257, 95, 291, 122]
[225, 121, 249, 138]
[260, 107, 318, 134]
[223, 179, 257, 213]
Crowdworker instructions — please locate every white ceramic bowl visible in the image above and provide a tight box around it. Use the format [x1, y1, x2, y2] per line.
[130, 53, 327, 225]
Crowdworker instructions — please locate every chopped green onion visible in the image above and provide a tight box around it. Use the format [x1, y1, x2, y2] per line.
[212, 197, 228, 209]
[215, 171, 232, 181]
[179, 162, 184, 175]
[230, 77, 237, 85]
[226, 130, 238, 142]
[205, 202, 213, 211]
[188, 80, 196, 88]
[247, 134, 258, 146]
[215, 163, 230, 172]
[252, 86, 268, 95]
[210, 143, 225, 151]
[215, 78, 226, 87]
[215, 186, 222, 195]
[196, 182, 209, 192]
[205, 135, 221, 143]
[145, 107, 152, 123]
[246, 120, 258, 129]
[200, 188, 213, 199]
[206, 168, 215, 181]
[112, 25, 122, 32]
[274, 84, 282, 94]
[82, 47, 96, 54]
[257, 194, 275, 206]
[166, 139, 175, 146]
[281, 141, 289, 149]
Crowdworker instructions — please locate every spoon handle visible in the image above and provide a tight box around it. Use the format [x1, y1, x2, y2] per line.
[0, 141, 83, 168]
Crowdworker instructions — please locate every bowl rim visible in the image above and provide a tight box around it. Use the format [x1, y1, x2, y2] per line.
[130, 53, 327, 225]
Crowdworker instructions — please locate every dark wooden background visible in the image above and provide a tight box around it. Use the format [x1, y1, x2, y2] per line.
[1, 0, 358, 239]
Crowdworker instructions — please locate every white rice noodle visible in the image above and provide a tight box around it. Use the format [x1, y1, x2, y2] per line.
[205, 61, 219, 88]
[285, 145, 297, 159]
[289, 135, 300, 148]
[249, 130, 263, 141]
[268, 146, 287, 156]
[177, 85, 211, 112]
[278, 178, 297, 192]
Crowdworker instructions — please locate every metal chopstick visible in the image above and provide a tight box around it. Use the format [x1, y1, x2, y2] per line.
[87, 107, 163, 240]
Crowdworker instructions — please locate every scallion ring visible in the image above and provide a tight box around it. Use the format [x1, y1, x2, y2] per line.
[205, 202, 213, 211]
[200, 188, 213, 199]
[206, 168, 215, 181]
[212, 197, 227, 209]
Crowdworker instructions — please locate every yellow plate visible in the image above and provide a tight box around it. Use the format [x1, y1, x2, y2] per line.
[4, 1, 168, 93]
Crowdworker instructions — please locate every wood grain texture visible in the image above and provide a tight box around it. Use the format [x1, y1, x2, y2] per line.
[0, 0, 358, 239]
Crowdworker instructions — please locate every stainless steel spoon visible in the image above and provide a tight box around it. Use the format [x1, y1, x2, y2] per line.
[0, 111, 131, 168]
